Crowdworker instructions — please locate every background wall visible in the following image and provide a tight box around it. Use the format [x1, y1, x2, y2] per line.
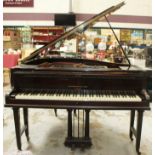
[3, 0, 152, 28]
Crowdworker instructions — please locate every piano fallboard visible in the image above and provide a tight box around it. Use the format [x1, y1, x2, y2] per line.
[10, 67, 151, 91]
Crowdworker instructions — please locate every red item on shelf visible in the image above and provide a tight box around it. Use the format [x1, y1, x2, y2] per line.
[3, 54, 20, 68]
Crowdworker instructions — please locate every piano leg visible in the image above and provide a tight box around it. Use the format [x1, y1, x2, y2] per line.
[136, 110, 144, 155]
[23, 108, 29, 141]
[13, 108, 21, 150]
[85, 110, 90, 140]
[54, 109, 58, 117]
[67, 109, 73, 139]
[74, 109, 77, 117]
[64, 109, 73, 147]
[129, 110, 144, 154]
[129, 110, 135, 141]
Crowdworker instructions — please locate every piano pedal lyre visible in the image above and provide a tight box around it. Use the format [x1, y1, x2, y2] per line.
[64, 109, 92, 149]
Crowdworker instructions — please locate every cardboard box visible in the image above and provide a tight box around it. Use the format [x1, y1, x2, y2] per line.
[4, 41, 21, 49]
[3, 29, 21, 42]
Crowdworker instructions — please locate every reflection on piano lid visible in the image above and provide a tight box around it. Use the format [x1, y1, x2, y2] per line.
[21, 1, 131, 68]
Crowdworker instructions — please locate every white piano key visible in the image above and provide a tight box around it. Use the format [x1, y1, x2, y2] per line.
[15, 90, 142, 102]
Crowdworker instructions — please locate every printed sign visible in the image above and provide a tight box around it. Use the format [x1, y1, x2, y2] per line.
[3, 0, 33, 7]
[120, 29, 131, 42]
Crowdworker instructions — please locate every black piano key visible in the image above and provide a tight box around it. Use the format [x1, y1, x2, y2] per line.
[85, 90, 89, 96]
[51, 89, 55, 94]
[101, 90, 105, 95]
[84, 90, 87, 96]
[91, 90, 94, 96]
[66, 89, 70, 96]
[97, 90, 100, 97]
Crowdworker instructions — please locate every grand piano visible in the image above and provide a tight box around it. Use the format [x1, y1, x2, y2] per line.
[5, 2, 151, 154]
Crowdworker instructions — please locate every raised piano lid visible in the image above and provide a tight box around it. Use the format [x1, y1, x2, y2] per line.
[21, 2, 131, 68]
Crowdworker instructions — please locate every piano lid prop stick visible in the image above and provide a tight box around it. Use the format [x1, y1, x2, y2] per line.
[104, 15, 131, 68]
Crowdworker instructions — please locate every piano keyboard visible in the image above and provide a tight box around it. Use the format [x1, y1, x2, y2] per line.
[14, 90, 142, 102]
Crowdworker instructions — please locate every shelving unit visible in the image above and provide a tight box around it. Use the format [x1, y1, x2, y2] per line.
[31, 26, 64, 45]
[3, 28, 22, 49]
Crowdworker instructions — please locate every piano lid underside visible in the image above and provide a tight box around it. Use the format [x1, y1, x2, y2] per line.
[21, 2, 130, 69]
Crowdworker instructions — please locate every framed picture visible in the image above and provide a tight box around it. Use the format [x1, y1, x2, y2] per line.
[120, 29, 131, 42]
[3, 0, 34, 7]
